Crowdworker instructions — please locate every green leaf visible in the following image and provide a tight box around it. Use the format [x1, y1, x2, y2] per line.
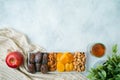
[114, 66, 120, 73]
[111, 58, 117, 67]
[101, 70, 106, 78]
[108, 78, 114, 80]
[97, 65, 103, 70]
[118, 63, 120, 67]
[98, 71, 105, 80]
[107, 64, 112, 70]
[115, 78, 120, 80]
[112, 55, 117, 62]
[115, 74, 120, 80]
[112, 44, 118, 54]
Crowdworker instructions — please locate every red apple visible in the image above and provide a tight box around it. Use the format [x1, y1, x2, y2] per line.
[5, 51, 24, 68]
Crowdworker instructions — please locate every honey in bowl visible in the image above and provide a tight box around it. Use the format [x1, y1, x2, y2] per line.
[90, 43, 106, 57]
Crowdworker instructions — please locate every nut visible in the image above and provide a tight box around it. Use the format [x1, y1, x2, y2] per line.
[73, 52, 86, 72]
[48, 52, 57, 71]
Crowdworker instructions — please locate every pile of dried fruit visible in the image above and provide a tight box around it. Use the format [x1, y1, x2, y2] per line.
[27, 52, 86, 74]
[27, 52, 48, 74]
[57, 52, 74, 72]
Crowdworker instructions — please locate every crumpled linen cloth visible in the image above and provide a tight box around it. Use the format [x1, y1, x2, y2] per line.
[0, 28, 87, 80]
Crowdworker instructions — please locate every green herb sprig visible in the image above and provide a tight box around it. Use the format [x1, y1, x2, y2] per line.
[87, 44, 120, 80]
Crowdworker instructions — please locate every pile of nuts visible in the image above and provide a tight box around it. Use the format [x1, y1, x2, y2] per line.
[73, 52, 86, 72]
[47, 53, 57, 71]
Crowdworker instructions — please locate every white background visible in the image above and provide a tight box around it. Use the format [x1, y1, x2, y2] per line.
[0, 0, 120, 72]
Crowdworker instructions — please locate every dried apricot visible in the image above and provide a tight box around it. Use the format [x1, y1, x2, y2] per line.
[57, 62, 64, 72]
[60, 52, 70, 64]
[65, 63, 70, 71]
[69, 63, 73, 71]
[65, 63, 73, 71]
[67, 53, 74, 63]
[57, 52, 63, 61]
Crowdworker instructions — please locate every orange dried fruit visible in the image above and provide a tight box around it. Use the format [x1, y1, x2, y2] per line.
[65, 63, 73, 71]
[60, 53, 69, 64]
[65, 63, 70, 71]
[57, 52, 63, 61]
[57, 62, 64, 72]
[60, 52, 73, 64]
[67, 53, 74, 63]
[69, 63, 73, 71]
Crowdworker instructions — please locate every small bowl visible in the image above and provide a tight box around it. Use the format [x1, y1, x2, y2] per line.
[87, 43, 106, 58]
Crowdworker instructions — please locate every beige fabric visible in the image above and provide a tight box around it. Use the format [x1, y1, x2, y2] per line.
[0, 28, 87, 80]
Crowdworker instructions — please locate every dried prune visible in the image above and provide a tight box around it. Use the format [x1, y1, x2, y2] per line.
[41, 64, 48, 74]
[42, 53, 48, 64]
[29, 53, 35, 63]
[27, 63, 35, 73]
[35, 63, 41, 72]
[35, 52, 43, 63]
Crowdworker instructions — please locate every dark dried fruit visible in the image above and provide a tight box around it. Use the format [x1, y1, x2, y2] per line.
[41, 64, 48, 74]
[35, 63, 41, 72]
[29, 53, 35, 64]
[42, 53, 48, 64]
[35, 52, 43, 63]
[27, 63, 35, 73]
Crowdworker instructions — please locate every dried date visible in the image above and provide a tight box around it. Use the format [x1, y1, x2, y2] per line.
[41, 64, 48, 74]
[35, 63, 41, 72]
[35, 52, 43, 63]
[29, 53, 35, 64]
[42, 53, 48, 64]
[27, 63, 35, 73]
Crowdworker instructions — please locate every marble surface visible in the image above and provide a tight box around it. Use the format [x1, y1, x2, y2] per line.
[0, 0, 120, 77]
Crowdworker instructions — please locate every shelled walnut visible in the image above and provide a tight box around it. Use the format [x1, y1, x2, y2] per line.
[47, 52, 57, 71]
[73, 52, 86, 72]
